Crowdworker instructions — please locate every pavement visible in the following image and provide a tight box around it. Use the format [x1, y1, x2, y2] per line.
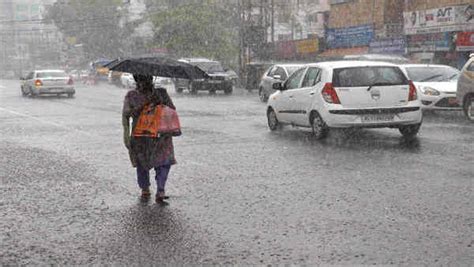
[1, 80, 473, 265]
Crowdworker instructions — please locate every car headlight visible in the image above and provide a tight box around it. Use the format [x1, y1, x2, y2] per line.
[422, 86, 440, 96]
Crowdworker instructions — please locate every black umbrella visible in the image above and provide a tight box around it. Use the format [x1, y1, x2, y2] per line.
[109, 57, 209, 80]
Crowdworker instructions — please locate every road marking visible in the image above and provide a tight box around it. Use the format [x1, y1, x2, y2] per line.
[0, 107, 93, 136]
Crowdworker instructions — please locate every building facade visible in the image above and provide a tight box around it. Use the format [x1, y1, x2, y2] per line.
[0, 0, 62, 77]
[324, 0, 405, 58]
[403, 0, 473, 67]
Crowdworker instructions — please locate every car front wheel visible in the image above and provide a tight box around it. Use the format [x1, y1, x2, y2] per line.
[267, 108, 279, 131]
[399, 123, 421, 138]
[463, 95, 474, 121]
[310, 112, 329, 139]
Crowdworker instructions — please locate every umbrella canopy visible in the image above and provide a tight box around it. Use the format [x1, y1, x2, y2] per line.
[109, 57, 209, 80]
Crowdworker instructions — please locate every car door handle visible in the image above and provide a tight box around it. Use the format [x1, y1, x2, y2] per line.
[289, 95, 294, 98]
[309, 92, 315, 95]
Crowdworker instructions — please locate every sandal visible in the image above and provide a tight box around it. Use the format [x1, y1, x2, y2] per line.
[141, 188, 151, 199]
[155, 192, 169, 202]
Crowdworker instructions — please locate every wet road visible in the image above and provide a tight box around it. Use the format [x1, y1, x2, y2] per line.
[1, 80, 473, 265]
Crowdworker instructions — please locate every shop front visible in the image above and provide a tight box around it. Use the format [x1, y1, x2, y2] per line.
[403, 4, 474, 67]
[456, 31, 474, 68]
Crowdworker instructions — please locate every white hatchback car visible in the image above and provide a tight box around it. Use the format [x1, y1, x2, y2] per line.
[399, 64, 460, 111]
[267, 61, 423, 139]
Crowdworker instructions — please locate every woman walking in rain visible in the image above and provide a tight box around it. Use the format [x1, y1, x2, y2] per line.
[122, 74, 176, 203]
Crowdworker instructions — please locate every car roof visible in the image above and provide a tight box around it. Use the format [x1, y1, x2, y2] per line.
[306, 60, 399, 69]
[35, 69, 66, 73]
[179, 57, 218, 63]
[274, 64, 304, 68]
[400, 64, 455, 69]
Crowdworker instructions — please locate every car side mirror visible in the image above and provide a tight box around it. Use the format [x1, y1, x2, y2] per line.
[273, 74, 282, 80]
[272, 82, 283, 90]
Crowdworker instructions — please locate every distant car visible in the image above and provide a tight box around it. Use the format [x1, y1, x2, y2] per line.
[120, 73, 136, 88]
[21, 69, 75, 98]
[258, 64, 303, 102]
[400, 64, 461, 111]
[457, 54, 474, 121]
[153, 76, 175, 92]
[267, 61, 423, 139]
[176, 58, 233, 94]
[108, 70, 123, 86]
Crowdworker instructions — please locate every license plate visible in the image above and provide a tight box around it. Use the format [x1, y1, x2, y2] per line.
[361, 114, 394, 122]
[448, 97, 458, 105]
[208, 80, 222, 84]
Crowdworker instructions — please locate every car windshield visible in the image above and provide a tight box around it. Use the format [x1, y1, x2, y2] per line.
[194, 62, 225, 73]
[285, 66, 303, 75]
[405, 66, 460, 82]
[333, 66, 408, 87]
[36, 72, 67, 78]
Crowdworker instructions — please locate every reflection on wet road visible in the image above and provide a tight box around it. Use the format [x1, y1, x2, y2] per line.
[1, 81, 473, 265]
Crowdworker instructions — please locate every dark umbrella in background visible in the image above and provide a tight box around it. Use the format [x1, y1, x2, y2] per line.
[109, 57, 209, 80]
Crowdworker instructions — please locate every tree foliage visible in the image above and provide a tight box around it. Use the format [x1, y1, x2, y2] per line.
[46, 0, 133, 61]
[149, 3, 239, 67]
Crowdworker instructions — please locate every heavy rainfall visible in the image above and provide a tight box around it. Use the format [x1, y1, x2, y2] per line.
[0, 0, 473, 265]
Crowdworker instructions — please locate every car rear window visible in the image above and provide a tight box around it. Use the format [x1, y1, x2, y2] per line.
[405, 66, 459, 82]
[36, 72, 67, 78]
[333, 66, 408, 87]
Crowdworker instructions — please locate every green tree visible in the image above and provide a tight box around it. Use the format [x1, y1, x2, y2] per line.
[149, 3, 239, 68]
[46, 0, 133, 61]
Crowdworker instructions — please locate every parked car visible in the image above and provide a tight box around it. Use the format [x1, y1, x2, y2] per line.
[175, 58, 233, 94]
[153, 76, 175, 92]
[457, 54, 474, 121]
[399, 64, 460, 111]
[120, 73, 136, 88]
[258, 63, 304, 102]
[108, 70, 123, 86]
[267, 61, 422, 139]
[20, 69, 75, 98]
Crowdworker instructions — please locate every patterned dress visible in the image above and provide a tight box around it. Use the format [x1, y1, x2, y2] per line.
[122, 88, 177, 170]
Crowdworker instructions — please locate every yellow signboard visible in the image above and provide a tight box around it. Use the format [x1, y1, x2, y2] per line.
[296, 38, 319, 54]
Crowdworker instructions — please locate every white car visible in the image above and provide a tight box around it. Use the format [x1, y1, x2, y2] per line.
[400, 64, 461, 111]
[120, 73, 136, 88]
[21, 69, 75, 98]
[258, 64, 304, 102]
[153, 76, 175, 92]
[267, 61, 423, 139]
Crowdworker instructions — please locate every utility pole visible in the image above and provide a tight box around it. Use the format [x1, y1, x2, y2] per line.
[271, 0, 274, 43]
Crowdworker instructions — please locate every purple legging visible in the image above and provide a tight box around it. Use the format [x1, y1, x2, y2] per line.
[136, 164, 171, 192]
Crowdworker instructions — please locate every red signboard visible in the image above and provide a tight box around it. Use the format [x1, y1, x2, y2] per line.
[457, 32, 474, 51]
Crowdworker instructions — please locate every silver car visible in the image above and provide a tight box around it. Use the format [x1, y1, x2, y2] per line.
[258, 64, 303, 102]
[21, 70, 75, 98]
[457, 54, 474, 121]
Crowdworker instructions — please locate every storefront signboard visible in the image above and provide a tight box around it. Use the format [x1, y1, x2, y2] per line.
[407, 32, 450, 52]
[456, 32, 474, 51]
[404, 4, 474, 35]
[369, 38, 406, 54]
[296, 38, 319, 54]
[326, 24, 374, 49]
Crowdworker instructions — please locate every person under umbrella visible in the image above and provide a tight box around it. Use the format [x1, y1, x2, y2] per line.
[122, 74, 176, 203]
